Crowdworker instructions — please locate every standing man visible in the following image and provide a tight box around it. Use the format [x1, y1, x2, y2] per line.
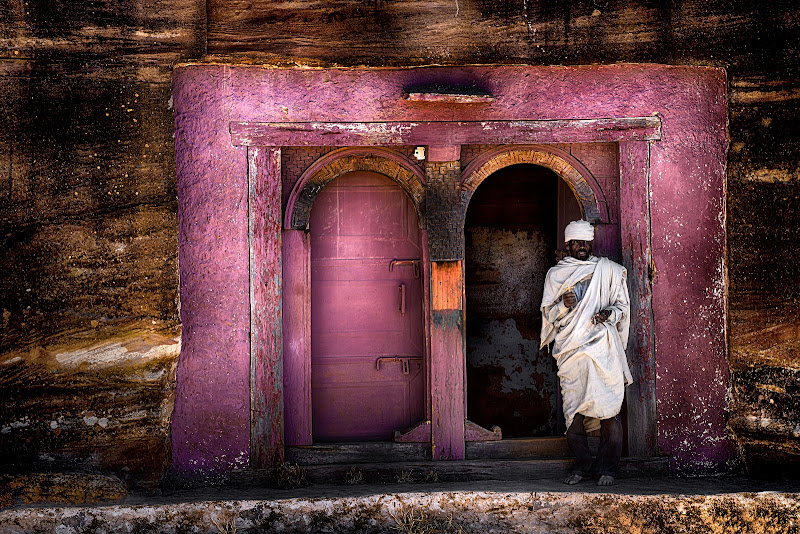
[540, 220, 631, 486]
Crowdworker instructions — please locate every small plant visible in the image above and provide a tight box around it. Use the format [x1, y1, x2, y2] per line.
[275, 462, 308, 489]
[344, 466, 364, 485]
[389, 508, 425, 533]
[211, 511, 238, 534]
[389, 507, 465, 534]
[396, 470, 414, 483]
[424, 468, 439, 483]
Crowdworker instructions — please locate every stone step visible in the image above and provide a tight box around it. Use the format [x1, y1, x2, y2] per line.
[8, 480, 798, 533]
[231, 456, 669, 488]
[466, 436, 575, 459]
[286, 436, 579, 466]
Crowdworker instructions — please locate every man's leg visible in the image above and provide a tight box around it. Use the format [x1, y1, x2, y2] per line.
[596, 414, 623, 485]
[565, 413, 593, 483]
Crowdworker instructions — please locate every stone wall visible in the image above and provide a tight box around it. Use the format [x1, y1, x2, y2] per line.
[1, 0, 798, 487]
[0, 0, 205, 489]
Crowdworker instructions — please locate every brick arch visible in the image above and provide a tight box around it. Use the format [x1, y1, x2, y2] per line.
[285, 147, 427, 230]
[460, 145, 609, 223]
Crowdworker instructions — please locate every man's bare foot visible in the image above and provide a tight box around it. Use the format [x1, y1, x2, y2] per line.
[563, 473, 586, 485]
[597, 475, 614, 486]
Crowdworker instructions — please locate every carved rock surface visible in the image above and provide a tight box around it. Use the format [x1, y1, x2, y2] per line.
[0, 473, 126, 508]
[0, 320, 179, 489]
[2, 489, 800, 533]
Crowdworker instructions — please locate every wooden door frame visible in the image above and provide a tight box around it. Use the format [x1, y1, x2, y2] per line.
[280, 147, 429, 449]
[241, 120, 660, 465]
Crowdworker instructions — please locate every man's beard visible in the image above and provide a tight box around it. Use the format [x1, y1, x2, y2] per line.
[575, 249, 589, 260]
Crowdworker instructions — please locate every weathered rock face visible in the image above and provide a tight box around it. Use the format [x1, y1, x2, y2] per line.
[0, 473, 127, 507]
[1, 0, 799, 485]
[0, 0, 203, 488]
[0, 321, 180, 489]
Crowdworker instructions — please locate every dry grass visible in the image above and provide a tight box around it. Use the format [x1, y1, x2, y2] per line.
[275, 462, 308, 489]
[396, 470, 414, 483]
[211, 511, 238, 534]
[389, 507, 465, 534]
[344, 466, 364, 485]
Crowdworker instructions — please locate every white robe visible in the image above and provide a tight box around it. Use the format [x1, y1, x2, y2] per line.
[540, 256, 632, 430]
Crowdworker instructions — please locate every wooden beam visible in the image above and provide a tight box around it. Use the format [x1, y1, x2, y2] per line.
[619, 141, 658, 457]
[464, 420, 502, 442]
[286, 442, 431, 465]
[465, 437, 573, 460]
[249, 146, 284, 468]
[230, 117, 662, 147]
[429, 260, 465, 460]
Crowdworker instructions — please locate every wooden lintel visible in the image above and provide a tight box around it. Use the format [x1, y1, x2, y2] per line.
[404, 92, 496, 103]
[230, 117, 662, 147]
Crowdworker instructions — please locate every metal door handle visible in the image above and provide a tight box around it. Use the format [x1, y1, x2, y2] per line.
[389, 259, 421, 278]
[399, 283, 406, 316]
[375, 356, 423, 374]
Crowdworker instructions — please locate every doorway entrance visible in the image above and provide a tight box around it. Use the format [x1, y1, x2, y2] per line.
[465, 163, 581, 438]
[309, 171, 425, 442]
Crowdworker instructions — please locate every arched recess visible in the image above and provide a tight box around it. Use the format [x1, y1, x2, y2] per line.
[460, 145, 609, 224]
[282, 147, 431, 448]
[285, 147, 427, 230]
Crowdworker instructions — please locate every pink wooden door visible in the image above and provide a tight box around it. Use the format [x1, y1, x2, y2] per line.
[310, 171, 425, 441]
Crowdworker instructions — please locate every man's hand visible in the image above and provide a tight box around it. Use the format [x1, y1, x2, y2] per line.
[562, 290, 577, 308]
[592, 309, 612, 324]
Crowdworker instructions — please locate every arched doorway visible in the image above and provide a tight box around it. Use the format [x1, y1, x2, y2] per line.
[465, 163, 582, 438]
[309, 171, 425, 442]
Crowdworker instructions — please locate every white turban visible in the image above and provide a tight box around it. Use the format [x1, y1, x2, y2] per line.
[564, 220, 594, 243]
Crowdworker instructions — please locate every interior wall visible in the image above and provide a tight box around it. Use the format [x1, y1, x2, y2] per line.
[464, 164, 560, 437]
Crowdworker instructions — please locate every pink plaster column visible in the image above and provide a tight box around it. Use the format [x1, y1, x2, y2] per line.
[171, 65, 252, 479]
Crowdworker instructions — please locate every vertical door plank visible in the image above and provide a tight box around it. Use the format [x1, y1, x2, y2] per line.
[421, 229, 433, 420]
[249, 146, 284, 467]
[619, 141, 657, 456]
[282, 229, 312, 445]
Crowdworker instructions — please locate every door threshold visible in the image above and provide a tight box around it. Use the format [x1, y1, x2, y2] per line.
[466, 436, 579, 460]
[287, 441, 431, 465]
[286, 436, 586, 466]
[231, 456, 669, 488]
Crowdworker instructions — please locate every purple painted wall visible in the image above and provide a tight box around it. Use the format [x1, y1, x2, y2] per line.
[172, 67, 252, 478]
[172, 64, 733, 477]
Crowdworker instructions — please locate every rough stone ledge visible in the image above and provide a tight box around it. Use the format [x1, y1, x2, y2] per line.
[2, 479, 800, 533]
[0, 473, 127, 509]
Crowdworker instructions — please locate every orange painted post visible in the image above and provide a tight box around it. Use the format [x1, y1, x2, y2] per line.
[430, 260, 466, 460]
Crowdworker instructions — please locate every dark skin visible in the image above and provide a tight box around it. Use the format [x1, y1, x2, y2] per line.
[562, 239, 612, 325]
